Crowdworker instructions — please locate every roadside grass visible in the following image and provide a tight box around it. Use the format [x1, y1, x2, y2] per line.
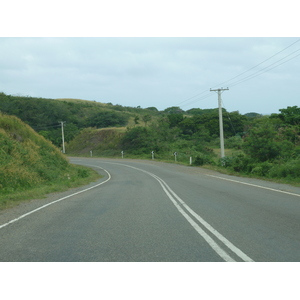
[0, 113, 103, 211]
[200, 162, 300, 187]
[71, 149, 300, 188]
[0, 164, 102, 211]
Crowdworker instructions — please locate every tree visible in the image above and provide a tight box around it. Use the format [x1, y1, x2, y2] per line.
[167, 113, 184, 128]
[121, 127, 155, 154]
[146, 107, 158, 112]
[242, 118, 294, 162]
[142, 114, 152, 126]
[134, 115, 140, 126]
[278, 106, 300, 125]
[244, 112, 263, 119]
[87, 111, 128, 128]
[164, 106, 184, 114]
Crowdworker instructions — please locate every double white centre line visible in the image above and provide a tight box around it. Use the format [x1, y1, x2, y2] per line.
[112, 162, 254, 262]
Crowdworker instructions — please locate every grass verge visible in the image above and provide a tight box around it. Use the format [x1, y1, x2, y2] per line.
[0, 165, 102, 211]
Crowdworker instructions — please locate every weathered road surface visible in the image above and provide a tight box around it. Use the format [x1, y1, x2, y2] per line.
[1, 157, 300, 262]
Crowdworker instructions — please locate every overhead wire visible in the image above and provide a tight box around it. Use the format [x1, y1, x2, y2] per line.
[179, 92, 214, 108]
[176, 38, 300, 109]
[227, 48, 300, 88]
[211, 38, 300, 89]
[31, 123, 62, 131]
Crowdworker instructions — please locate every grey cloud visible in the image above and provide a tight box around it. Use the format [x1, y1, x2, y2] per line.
[0, 37, 299, 114]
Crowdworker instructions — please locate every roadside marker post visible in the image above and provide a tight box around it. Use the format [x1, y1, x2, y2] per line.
[174, 152, 177, 162]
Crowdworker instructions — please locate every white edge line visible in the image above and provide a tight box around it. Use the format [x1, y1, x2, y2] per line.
[206, 174, 300, 198]
[0, 165, 111, 230]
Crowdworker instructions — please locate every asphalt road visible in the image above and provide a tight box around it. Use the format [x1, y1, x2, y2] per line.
[1, 157, 300, 262]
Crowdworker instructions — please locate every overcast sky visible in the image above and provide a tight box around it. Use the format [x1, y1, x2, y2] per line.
[1, 37, 299, 115]
[1, 2, 299, 116]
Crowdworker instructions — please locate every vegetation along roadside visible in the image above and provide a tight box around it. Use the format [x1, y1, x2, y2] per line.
[0, 112, 102, 211]
[1, 92, 300, 197]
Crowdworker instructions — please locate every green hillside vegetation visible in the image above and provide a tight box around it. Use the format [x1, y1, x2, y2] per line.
[66, 108, 248, 164]
[0, 93, 138, 149]
[67, 105, 300, 185]
[0, 112, 101, 210]
[1, 92, 300, 185]
[67, 127, 126, 157]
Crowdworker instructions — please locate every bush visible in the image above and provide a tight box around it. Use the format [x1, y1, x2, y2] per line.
[268, 159, 300, 178]
[250, 162, 273, 176]
[225, 136, 243, 149]
[193, 154, 214, 166]
[221, 153, 252, 173]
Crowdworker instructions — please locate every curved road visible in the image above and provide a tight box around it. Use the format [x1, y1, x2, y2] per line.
[1, 157, 300, 262]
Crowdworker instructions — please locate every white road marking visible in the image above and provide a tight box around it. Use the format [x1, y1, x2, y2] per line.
[108, 162, 254, 262]
[206, 174, 300, 197]
[0, 165, 111, 230]
[1, 159, 256, 262]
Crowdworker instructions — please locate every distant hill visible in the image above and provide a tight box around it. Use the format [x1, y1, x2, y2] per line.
[244, 112, 263, 118]
[0, 93, 169, 147]
[0, 92, 263, 158]
[66, 127, 125, 157]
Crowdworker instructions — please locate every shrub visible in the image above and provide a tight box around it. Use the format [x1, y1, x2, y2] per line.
[268, 159, 300, 178]
[221, 153, 252, 173]
[225, 135, 243, 149]
[251, 162, 272, 176]
[193, 154, 214, 166]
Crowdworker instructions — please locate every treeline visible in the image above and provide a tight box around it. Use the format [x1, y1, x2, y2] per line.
[120, 109, 248, 162]
[0, 93, 251, 149]
[0, 93, 131, 146]
[65, 105, 251, 163]
[222, 106, 300, 180]
[119, 105, 300, 181]
[1, 92, 299, 181]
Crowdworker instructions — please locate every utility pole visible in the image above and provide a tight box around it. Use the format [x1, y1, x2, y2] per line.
[59, 121, 66, 154]
[210, 88, 229, 159]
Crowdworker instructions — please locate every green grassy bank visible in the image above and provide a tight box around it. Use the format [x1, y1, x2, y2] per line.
[0, 113, 101, 210]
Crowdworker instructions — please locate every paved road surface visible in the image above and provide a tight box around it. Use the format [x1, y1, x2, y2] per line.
[1, 157, 300, 262]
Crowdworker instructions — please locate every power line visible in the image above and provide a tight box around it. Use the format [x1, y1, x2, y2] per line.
[176, 89, 209, 106]
[227, 48, 300, 88]
[176, 38, 300, 109]
[211, 38, 300, 89]
[180, 92, 214, 109]
[31, 123, 62, 131]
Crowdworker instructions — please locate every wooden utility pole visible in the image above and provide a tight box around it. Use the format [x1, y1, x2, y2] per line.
[59, 121, 66, 154]
[210, 88, 229, 159]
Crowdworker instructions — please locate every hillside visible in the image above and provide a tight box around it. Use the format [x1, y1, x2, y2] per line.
[0, 112, 100, 209]
[2, 92, 300, 182]
[0, 92, 162, 149]
[66, 127, 126, 156]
